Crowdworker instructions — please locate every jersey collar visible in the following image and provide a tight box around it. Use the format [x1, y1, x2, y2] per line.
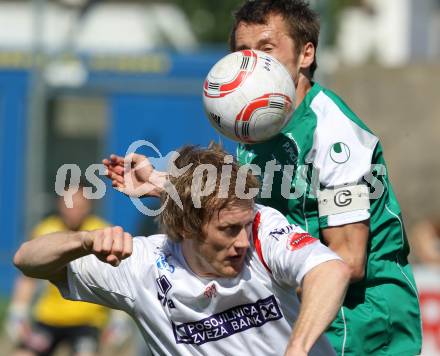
[282, 81, 322, 133]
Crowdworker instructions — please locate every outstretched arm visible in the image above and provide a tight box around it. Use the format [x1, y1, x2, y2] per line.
[285, 260, 350, 355]
[13, 227, 133, 282]
[103, 153, 167, 198]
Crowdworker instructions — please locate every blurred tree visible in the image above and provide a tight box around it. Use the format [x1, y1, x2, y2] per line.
[168, 0, 363, 47]
[324, 0, 369, 46]
[52, 0, 365, 46]
[167, 0, 241, 45]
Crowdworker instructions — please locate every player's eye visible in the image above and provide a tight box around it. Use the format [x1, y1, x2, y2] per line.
[261, 46, 273, 52]
[222, 225, 242, 236]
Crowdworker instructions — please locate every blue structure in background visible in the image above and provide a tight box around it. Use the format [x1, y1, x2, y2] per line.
[0, 71, 29, 295]
[0, 50, 235, 296]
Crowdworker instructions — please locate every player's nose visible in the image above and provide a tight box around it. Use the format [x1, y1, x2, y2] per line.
[234, 227, 250, 250]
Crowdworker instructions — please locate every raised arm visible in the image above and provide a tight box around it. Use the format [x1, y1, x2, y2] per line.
[285, 260, 350, 355]
[103, 153, 167, 198]
[13, 227, 133, 282]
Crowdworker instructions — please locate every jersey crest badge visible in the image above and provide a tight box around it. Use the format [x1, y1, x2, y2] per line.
[156, 253, 175, 273]
[286, 233, 316, 251]
[329, 142, 350, 164]
[204, 284, 217, 298]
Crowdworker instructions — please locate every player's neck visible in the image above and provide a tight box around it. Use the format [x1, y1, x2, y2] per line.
[181, 238, 219, 279]
[294, 73, 313, 109]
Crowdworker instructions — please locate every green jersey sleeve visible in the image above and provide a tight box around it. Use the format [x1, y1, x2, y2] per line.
[306, 91, 378, 228]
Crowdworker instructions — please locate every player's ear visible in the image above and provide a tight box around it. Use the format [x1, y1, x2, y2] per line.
[180, 231, 189, 240]
[299, 42, 315, 70]
[180, 229, 196, 241]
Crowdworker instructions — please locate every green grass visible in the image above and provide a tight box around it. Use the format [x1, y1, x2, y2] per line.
[0, 297, 9, 326]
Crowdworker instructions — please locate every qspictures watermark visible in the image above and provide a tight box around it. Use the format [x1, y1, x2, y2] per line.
[54, 140, 387, 216]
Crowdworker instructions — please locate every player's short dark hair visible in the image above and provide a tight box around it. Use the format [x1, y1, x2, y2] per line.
[159, 143, 260, 243]
[229, 0, 320, 77]
[63, 178, 88, 191]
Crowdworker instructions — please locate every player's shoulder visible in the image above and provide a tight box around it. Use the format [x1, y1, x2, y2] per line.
[133, 233, 167, 245]
[254, 204, 303, 237]
[81, 215, 109, 230]
[32, 215, 65, 238]
[36, 214, 62, 227]
[119, 234, 171, 271]
[132, 234, 174, 256]
[310, 83, 351, 113]
[255, 204, 285, 221]
[310, 83, 375, 135]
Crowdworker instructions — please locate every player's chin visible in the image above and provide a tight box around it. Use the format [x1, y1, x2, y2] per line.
[220, 268, 241, 278]
[221, 258, 245, 277]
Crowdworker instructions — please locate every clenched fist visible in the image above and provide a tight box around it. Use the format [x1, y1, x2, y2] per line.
[81, 226, 133, 267]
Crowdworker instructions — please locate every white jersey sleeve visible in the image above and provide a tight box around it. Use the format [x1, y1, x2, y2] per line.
[253, 205, 341, 286]
[55, 237, 156, 313]
[306, 91, 379, 227]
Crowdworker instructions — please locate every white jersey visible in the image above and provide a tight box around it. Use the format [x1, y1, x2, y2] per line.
[56, 205, 340, 356]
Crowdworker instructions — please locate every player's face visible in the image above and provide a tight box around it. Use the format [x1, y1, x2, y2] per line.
[188, 204, 254, 278]
[234, 13, 300, 86]
[58, 189, 91, 230]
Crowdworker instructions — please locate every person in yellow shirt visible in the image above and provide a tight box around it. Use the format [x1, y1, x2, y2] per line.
[6, 184, 110, 356]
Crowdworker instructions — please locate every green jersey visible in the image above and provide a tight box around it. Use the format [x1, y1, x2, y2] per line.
[237, 82, 421, 355]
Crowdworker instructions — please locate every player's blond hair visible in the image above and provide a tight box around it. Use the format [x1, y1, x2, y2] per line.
[159, 143, 260, 242]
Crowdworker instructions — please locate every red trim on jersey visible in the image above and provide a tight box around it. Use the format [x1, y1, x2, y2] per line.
[252, 211, 271, 273]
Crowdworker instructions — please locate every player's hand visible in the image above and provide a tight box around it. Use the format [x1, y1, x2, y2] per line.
[81, 227, 133, 267]
[103, 153, 166, 198]
[102, 310, 133, 348]
[4, 303, 31, 342]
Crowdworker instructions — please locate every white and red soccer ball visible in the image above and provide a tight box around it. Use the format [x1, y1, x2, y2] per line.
[203, 50, 295, 143]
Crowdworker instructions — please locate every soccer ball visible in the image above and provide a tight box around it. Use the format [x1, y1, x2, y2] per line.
[203, 50, 295, 143]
